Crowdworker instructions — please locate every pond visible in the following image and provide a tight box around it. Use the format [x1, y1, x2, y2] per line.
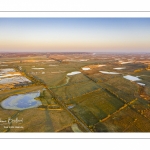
[113, 67, 126, 70]
[137, 83, 145, 86]
[82, 67, 91, 70]
[98, 65, 106, 67]
[67, 71, 81, 76]
[99, 71, 120, 74]
[1, 91, 42, 110]
[68, 105, 75, 109]
[80, 59, 88, 61]
[123, 75, 141, 81]
[119, 61, 133, 64]
[32, 68, 45, 70]
[0, 76, 31, 85]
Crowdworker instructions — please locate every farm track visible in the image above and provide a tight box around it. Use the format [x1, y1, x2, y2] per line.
[44, 108, 54, 132]
[49, 76, 70, 89]
[104, 86, 150, 122]
[100, 87, 150, 123]
[16, 63, 150, 132]
[82, 72, 150, 124]
[43, 88, 92, 131]
[20, 66, 92, 132]
[46, 87, 92, 132]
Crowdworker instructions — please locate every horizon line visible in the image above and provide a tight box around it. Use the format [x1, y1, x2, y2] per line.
[0, 51, 150, 54]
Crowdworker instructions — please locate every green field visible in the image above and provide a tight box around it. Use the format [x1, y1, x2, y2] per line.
[0, 53, 150, 132]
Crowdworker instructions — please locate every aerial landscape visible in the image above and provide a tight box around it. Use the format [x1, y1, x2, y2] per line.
[0, 18, 150, 132]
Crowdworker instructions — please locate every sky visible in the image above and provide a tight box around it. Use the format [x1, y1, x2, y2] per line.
[0, 18, 150, 53]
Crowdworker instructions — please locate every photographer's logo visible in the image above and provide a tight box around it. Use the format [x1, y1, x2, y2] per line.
[0, 117, 24, 129]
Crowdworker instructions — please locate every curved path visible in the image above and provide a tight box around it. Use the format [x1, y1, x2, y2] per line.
[49, 76, 70, 89]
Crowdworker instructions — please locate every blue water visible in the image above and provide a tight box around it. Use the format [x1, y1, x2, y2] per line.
[1, 91, 42, 110]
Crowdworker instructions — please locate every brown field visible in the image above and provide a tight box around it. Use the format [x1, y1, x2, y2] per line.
[0, 52, 150, 132]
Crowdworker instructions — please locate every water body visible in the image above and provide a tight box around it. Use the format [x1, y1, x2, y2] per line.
[1, 91, 41, 110]
[0, 68, 15, 74]
[99, 71, 120, 74]
[49, 65, 58, 66]
[113, 67, 126, 70]
[82, 67, 91, 70]
[67, 71, 81, 76]
[98, 65, 106, 67]
[32, 68, 45, 70]
[123, 75, 141, 81]
[68, 105, 75, 109]
[119, 61, 133, 64]
[137, 83, 145, 86]
[80, 59, 88, 61]
[0, 76, 31, 84]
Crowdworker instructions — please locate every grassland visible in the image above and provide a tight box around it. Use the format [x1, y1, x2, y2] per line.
[0, 52, 150, 132]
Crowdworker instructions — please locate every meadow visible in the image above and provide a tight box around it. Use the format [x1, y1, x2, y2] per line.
[0, 52, 150, 132]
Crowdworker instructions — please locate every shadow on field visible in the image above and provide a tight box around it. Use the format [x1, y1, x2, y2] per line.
[44, 109, 54, 132]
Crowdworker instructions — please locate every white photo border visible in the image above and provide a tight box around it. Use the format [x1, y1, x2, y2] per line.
[0, 11, 150, 139]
